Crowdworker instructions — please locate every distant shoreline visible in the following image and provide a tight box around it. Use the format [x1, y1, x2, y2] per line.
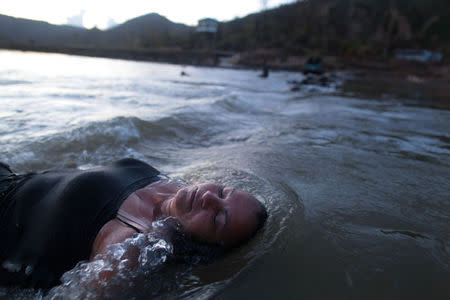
[2, 45, 449, 110]
[1, 45, 449, 84]
[0, 44, 226, 67]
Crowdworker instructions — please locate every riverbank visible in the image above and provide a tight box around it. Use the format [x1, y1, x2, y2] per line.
[238, 49, 450, 83]
[241, 50, 450, 109]
[2, 45, 449, 83]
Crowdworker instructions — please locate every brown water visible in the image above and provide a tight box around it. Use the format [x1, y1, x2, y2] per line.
[0, 50, 449, 299]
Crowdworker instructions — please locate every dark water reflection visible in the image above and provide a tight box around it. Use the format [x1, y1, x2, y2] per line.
[342, 72, 450, 110]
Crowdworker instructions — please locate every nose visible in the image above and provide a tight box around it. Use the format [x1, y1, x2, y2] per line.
[201, 191, 222, 210]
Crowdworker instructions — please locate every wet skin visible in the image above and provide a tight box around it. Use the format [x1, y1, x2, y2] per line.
[161, 183, 262, 247]
[92, 182, 263, 258]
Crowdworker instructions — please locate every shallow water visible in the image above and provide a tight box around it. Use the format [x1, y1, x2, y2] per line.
[0, 50, 449, 299]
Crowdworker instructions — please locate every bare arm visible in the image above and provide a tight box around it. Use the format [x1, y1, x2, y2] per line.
[48, 219, 146, 298]
[90, 219, 136, 260]
[89, 218, 144, 286]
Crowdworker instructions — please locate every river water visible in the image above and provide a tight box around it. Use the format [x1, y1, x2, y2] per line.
[0, 50, 448, 299]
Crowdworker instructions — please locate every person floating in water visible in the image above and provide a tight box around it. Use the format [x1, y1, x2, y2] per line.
[0, 158, 267, 288]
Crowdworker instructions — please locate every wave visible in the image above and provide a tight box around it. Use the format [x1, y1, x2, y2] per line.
[2, 109, 234, 170]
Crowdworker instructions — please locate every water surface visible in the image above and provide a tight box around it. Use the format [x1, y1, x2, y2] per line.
[0, 50, 449, 299]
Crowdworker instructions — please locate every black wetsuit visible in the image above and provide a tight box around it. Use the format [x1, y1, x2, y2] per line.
[0, 158, 160, 288]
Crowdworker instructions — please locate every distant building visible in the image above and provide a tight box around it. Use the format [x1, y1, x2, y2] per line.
[66, 10, 85, 28]
[106, 18, 118, 29]
[196, 18, 219, 33]
[395, 49, 443, 63]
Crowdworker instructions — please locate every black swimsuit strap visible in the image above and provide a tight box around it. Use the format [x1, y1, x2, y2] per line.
[115, 217, 143, 233]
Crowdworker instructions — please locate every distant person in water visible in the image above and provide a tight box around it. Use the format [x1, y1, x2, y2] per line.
[0, 159, 267, 288]
[259, 62, 269, 78]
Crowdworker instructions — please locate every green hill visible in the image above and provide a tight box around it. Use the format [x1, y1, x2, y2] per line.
[0, 14, 86, 47]
[0, 13, 193, 49]
[99, 13, 192, 48]
[216, 0, 450, 56]
[1, 0, 449, 58]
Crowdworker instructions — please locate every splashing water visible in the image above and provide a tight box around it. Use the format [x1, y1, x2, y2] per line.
[46, 220, 175, 300]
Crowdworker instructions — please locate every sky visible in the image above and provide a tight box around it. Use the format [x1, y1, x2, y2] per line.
[2, 0, 296, 29]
